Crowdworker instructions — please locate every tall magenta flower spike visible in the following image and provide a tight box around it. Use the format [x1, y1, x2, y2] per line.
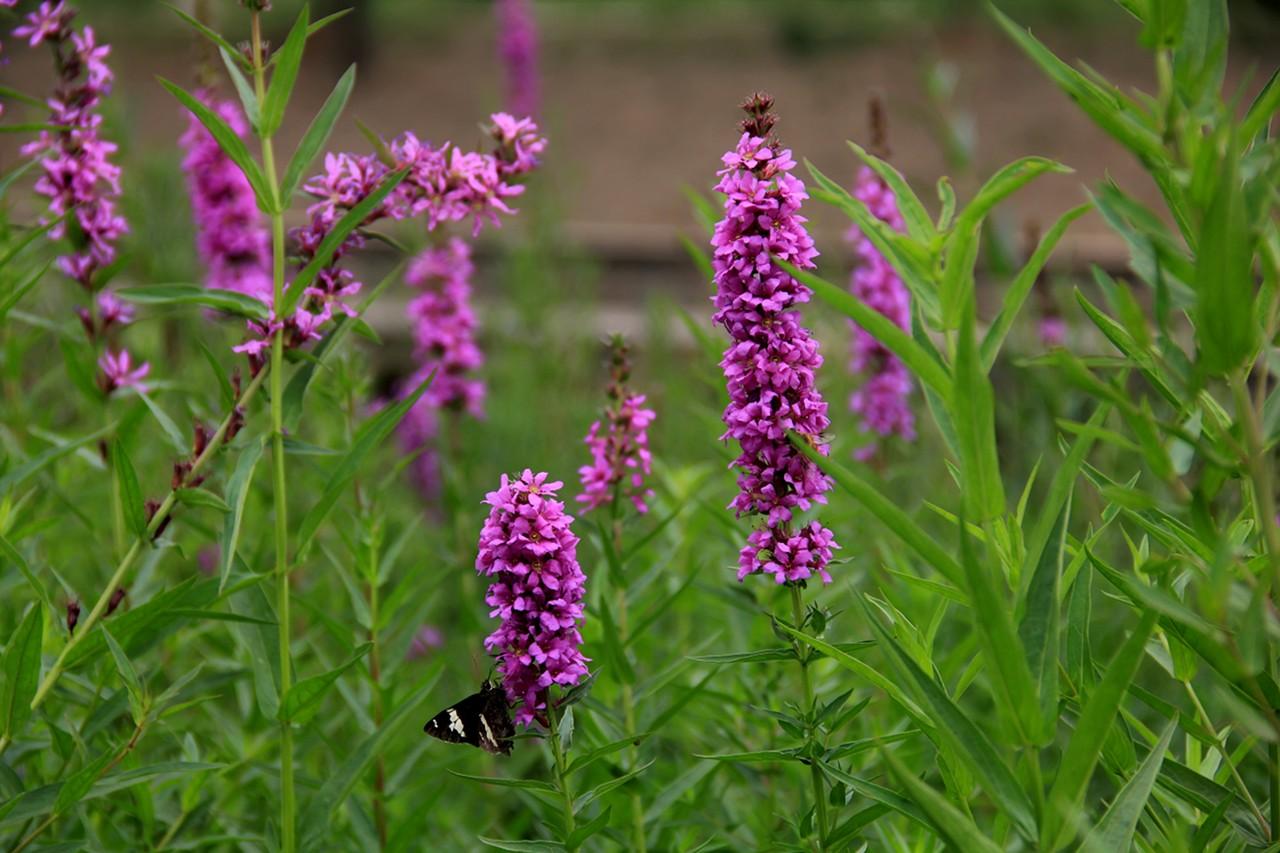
[16, 1, 127, 290]
[180, 90, 271, 301]
[477, 470, 589, 726]
[577, 338, 656, 515]
[710, 94, 839, 585]
[495, 0, 539, 118]
[846, 101, 915, 460]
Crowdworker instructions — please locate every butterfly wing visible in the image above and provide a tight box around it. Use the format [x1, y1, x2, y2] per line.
[423, 689, 490, 749]
[424, 681, 514, 755]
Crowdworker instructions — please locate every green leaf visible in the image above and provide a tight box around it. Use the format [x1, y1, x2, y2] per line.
[102, 625, 145, 724]
[219, 47, 260, 132]
[66, 579, 219, 669]
[281, 64, 356, 200]
[220, 438, 265, 593]
[1242, 66, 1280, 143]
[566, 805, 613, 849]
[819, 761, 932, 830]
[846, 140, 934, 242]
[952, 289, 1005, 520]
[1043, 609, 1158, 850]
[940, 216, 981, 330]
[300, 668, 440, 847]
[282, 167, 410, 314]
[695, 749, 802, 763]
[959, 521, 1038, 741]
[279, 643, 372, 725]
[1018, 492, 1068, 744]
[574, 759, 655, 811]
[447, 771, 559, 795]
[862, 597, 1037, 840]
[566, 732, 653, 776]
[1078, 719, 1176, 853]
[260, 6, 310, 138]
[1194, 132, 1256, 375]
[780, 259, 951, 397]
[687, 648, 795, 664]
[295, 370, 433, 554]
[116, 284, 269, 321]
[881, 748, 1004, 853]
[53, 750, 115, 815]
[159, 78, 274, 211]
[955, 156, 1072, 236]
[477, 839, 563, 853]
[0, 260, 53, 323]
[773, 622, 928, 724]
[791, 438, 963, 585]
[175, 488, 231, 514]
[0, 533, 55, 617]
[137, 392, 188, 456]
[112, 441, 147, 538]
[2, 604, 43, 740]
[981, 203, 1091, 370]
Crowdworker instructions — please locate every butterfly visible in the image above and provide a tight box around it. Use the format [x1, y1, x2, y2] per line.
[423, 680, 515, 756]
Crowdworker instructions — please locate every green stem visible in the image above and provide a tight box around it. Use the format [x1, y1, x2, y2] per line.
[0, 367, 268, 758]
[1182, 678, 1269, 835]
[368, 539, 388, 849]
[790, 584, 828, 850]
[1231, 371, 1280, 840]
[609, 497, 646, 853]
[547, 703, 577, 850]
[248, 11, 295, 852]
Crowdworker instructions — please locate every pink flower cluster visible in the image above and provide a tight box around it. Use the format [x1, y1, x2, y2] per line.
[477, 471, 589, 726]
[711, 96, 839, 585]
[577, 341, 656, 514]
[496, 0, 539, 118]
[180, 91, 271, 301]
[847, 166, 915, 459]
[16, 1, 127, 290]
[406, 238, 484, 417]
[235, 114, 545, 367]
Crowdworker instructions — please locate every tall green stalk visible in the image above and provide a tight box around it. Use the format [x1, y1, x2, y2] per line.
[547, 703, 577, 850]
[789, 584, 827, 850]
[248, 12, 295, 851]
[609, 497, 646, 853]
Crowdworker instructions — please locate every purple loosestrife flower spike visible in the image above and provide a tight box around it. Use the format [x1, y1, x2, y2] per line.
[495, 0, 539, 118]
[847, 164, 916, 460]
[235, 114, 546, 367]
[180, 90, 271, 301]
[405, 238, 485, 416]
[477, 470, 589, 726]
[17, 3, 127, 290]
[577, 339, 656, 514]
[711, 94, 839, 585]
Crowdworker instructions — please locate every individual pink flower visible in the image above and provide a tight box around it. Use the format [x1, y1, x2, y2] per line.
[98, 349, 149, 394]
[476, 470, 589, 725]
[406, 625, 444, 662]
[1039, 314, 1066, 348]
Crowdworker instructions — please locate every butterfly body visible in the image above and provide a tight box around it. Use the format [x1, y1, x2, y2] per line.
[424, 680, 515, 755]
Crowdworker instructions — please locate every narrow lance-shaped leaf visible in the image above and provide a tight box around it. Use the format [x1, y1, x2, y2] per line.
[113, 441, 146, 538]
[952, 288, 1005, 520]
[1078, 719, 1177, 853]
[279, 643, 372, 725]
[845, 140, 934, 242]
[220, 438, 265, 593]
[881, 747, 1004, 853]
[158, 78, 274, 212]
[281, 64, 356, 201]
[259, 5, 310, 138]
[1043, 608, 1158, 851]
[778, 259, 951, 397]
[1018, 491, 1069, 745]
[295, 369, 434, 554]
[2, 604, 43, 740]
[861, 596, 1038, 840]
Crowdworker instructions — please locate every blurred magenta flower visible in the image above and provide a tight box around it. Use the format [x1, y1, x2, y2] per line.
[476, 470, 588, 726]
[180, 91, 271, 301]
[406, 625, 444, 661]
[235, 114, 547, 367]
[406, 238, 484, 417]
[577, 340, 655, 514]
[495, 0, 539, 118]
[710, 95, 838, 585]
[847, 166, 915, 460]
